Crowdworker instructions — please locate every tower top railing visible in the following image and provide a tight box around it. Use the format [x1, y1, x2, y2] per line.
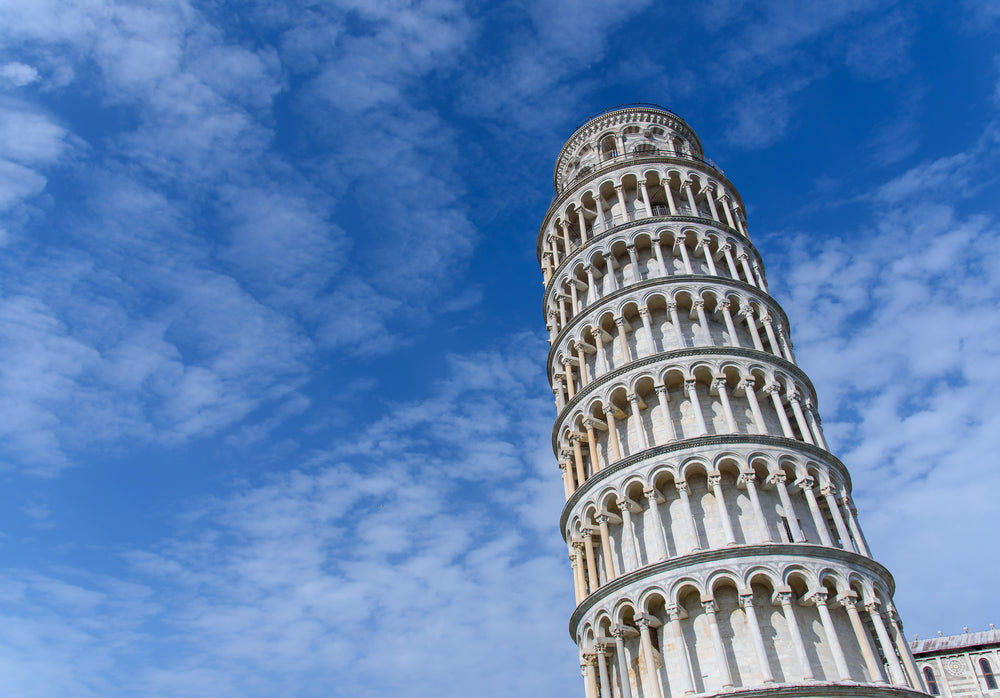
[568, 103, 686, 134]
[546, 147, 725, 208]
[552, 104, 706, 192]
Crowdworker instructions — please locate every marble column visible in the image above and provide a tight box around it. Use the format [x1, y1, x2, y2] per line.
[666, 606, 695, 695]
[644, 488, 669, 561]
[739, 470, 771, 542]
[868, 603, 906, 686]
[596, 514, 617, 581]
[685, 379, 709, 436]
[612, 628, 635, 698]
[704, 599, 734, 688]
[617, 499, 640, 572]
[636, 617, 664, 698]
[740, 592, 775, 683]
[841, 596, 885, 683]
[778, 590, 814, 680]
[676, 481, 701, 551]
[708, 474, 737, 545]
[813, 590, 850, 680]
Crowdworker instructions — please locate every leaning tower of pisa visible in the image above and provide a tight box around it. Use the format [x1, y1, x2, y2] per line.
[539, 105, 930, 698]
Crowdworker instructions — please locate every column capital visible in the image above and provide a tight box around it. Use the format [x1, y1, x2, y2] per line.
[665, 301, 678, 311]
[627, 392, 640, 404]
[603, 405, 618, 418]
[703, 599, 717, 615]
[768, 471, 787, 485]
[865, 600, 883, 616]
[736, 252, 750, 262]
[737, 469, 757, 487]
[692, 299, 705, 310]
[582, 417, 597, 430]
[795, 475, 815, 490]
[708, 474, 722, 488]
[819, 485, 836, 497]
[654, 383, 669, 395]
[634, 615, 651, 630]
[625, 242, 636, 251]
[676, 479, 690, 494]
[811, 589, 829, 606]
[712, 376, 727, 391]
[614, 316, 627, 328]
[777, 590, 794, 605]
[595, 513, 610, 525]
[788, 390, 803, 404]
[637, 305, 649, 317]
[616, 497, 635, 513]
[571, 540, 586, 553]
[838, 595, 858, 611]
[765, 382, 783, 396]
[739, 592, 756, 609]
[718, 299, 731, 311]
[684, 378, 698, 391]
[666, 604, 682, 621]
[718, 241, 733, 253]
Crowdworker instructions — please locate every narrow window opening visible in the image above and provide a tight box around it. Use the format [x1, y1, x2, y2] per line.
[982, 658, 997, 690]
[924, 667, 939, 695]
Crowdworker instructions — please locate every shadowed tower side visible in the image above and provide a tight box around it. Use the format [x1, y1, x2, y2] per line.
[537, 104, 931, 698]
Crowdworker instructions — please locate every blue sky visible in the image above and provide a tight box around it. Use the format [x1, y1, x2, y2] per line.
[0, 0, 998, 695]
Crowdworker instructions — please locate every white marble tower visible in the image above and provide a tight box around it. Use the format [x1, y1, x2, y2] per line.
[538, 105, 930, 698]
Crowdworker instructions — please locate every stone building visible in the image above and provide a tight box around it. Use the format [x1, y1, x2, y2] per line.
[912, 630, 1000, 697]
[536, 104, 932, 698]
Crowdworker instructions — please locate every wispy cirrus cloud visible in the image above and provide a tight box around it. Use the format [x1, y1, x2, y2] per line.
[0, 0, 485, 470]
[770, 114, 1000, 632]
[0, 341, 574, 697]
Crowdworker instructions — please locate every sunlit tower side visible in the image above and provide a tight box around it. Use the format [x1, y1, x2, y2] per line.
[538, 104, 930, 698]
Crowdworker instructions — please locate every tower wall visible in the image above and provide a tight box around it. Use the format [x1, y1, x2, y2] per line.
[538, 105, 931, 698]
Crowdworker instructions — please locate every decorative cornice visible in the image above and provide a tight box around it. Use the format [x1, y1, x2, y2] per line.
[545, 276, 786, 371]
[558, 433, 851, 532]
[541, 219, 766, 311]
[538, 165, 748, 263]
[549, 346, 813, 435]
[567, 543, 896, 636]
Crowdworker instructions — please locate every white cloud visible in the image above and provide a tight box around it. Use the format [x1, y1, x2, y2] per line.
[0, 61, 39, 86]
[0, 342, 575, 697]
[769, 130, 1000, 633]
